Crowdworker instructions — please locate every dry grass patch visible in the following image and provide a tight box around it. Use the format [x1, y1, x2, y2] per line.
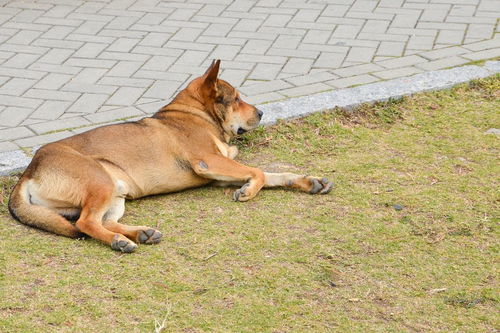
[1, 75, 498, 332]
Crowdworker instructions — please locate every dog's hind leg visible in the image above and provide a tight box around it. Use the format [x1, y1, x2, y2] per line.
[9, 179, 83, 238]
[101, 197, 162, 245]
[103, 221, 163, 245]
[75, 181, 138, 253]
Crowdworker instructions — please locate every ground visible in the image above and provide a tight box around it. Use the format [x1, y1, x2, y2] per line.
[0, 75, 498, 332]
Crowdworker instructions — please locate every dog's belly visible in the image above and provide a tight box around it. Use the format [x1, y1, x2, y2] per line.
[94, 156, 208, 199]
[131, 169, 212, 199]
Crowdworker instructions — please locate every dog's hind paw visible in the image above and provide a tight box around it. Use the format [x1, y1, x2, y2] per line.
[137, 228, 162, 244]
[309, 177, 334, 195]
[111, 235, 138, 253]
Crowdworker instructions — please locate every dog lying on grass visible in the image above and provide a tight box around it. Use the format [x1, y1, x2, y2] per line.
[9, 60, 333, 253]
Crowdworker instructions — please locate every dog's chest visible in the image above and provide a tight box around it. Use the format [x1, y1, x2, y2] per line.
[212, 135, 231, 158]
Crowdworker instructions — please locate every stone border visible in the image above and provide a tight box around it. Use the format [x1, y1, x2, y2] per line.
[260, 60, 500, 124]
[1, 61, 499, 176]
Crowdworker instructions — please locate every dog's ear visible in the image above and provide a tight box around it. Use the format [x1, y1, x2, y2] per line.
[203, 59, 221, 90]
[204, 59, 220, 76]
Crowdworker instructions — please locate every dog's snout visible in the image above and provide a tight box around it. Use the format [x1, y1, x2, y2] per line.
[257, 109, 263, 120]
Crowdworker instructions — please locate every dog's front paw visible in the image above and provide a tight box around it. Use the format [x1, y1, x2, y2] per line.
[137, 228, 162, 244]
[228, 145, 239, 159]
[233, 183, 251, 202]
[111, 234, 138, 253]
[308, 177, 333, 194]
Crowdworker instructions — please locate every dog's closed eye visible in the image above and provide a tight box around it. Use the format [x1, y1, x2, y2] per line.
[216, 96, 224, 104]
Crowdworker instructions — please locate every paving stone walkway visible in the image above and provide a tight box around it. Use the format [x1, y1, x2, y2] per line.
[0, 0, 499, 152]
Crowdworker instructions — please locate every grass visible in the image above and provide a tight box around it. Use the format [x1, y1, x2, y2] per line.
[1, 75, 499, 332]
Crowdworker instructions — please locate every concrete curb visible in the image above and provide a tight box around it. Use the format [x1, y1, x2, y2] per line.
[260, 61, 500, 124]
[1, 61, 499, 176]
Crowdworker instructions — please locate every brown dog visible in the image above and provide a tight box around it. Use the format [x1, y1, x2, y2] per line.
[8, 60, 333, 252]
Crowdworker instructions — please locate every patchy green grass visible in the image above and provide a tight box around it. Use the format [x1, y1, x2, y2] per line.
[1, 75, 499, 332]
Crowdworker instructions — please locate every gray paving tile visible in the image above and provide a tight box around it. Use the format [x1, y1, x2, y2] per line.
[326, 74, 380, 88]
[248, 63, 282, 81]
[28, 116, 91, 135]
[0, 141, 18, 152]
[333, 63, 385, 77]
[142, 55, 175, 71]
[98, 51, 149, 62]
[219, 69, 247, 87]
[279, 83, 332, 98]
[107, 38, 140, 52]
[244, 92, 285, 104]
[98, 77, 153, 88]
[38, 48, 75, 66]
[0, 107, 33, 127]
[30, 101, 72, 120]
[314, 52, 345, 68]
[282, 58, 314, 74]
[106, 87, 144, 106]
[24, 89, 80, 102]
[462, 48, 500, 61]
[0, 95, 42, 108]
[65, 58, 116, 68]
[2, 53, 40, 69]
[15, 131, 73, 148]
[373, 66, 423, 79]
[377, 41, 406, 56]
[61, 83, 117, 95]
[0, 78, 37, 96]
[239, 79, 292, 96]
[416, 56, 470, 71]
[210, 45, 241, 61]
[67, 94, 109, 113]
[138, 32, 171, 47]
[34, 73, 72, 90]
[7, 30, 43, 45]
[143, 80, 184, 99]
[107, 61, 143, 77]
[84, 106, 143, 123]
[285, 71, 339, 86]
[346, 47, 376, 63]
[376, 55, 428, 69]
[0, 126, 35, 141]
[72, 43, 107, 58]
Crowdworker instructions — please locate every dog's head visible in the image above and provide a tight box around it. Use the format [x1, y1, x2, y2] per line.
[186, 60, 263, 137]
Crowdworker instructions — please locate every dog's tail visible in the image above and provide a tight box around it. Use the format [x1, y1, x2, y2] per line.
[8, 178, 82, 238]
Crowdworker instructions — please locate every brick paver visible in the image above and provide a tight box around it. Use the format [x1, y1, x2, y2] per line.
[0, 0, 499, 151]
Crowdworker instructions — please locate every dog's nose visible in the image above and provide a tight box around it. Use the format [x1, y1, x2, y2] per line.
[257, 109, 263, 120]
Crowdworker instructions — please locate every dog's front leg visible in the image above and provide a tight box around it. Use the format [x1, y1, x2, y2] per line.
[216, 173, 333, 194]
[263, 173, 333, 194]
[227, 145, 238, 159]
[192, 154, 265, 202]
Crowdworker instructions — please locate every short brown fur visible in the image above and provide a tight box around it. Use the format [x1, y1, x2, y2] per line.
[8, 60, 333, 252]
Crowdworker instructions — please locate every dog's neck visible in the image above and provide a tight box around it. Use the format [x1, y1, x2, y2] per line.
[152, 95, 231, 143]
